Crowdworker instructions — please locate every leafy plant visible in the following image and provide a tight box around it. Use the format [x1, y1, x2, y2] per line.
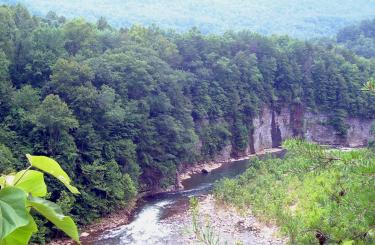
[189, 197, 223, 245]
[215, 140, 375, 244]
[0, 154, 80, 244]
[362, 79, 375, 93]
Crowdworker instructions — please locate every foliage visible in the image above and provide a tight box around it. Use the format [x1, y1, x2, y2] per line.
[0, 144, 16, 173]
[77, 160, 137, 222]
[363, 78, 375, 151]
[0, 4, 374, 241]
[214, 139, 375, 244]
[337, 19, 375, 58]
[0, 155, 80, 244]
[362, 79, 375, 93]
[2, 1, 375, 39]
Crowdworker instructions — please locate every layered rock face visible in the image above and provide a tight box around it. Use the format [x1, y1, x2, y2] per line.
[304, 113, 374, 147]
[251, 106, 374, 152]
[210, 106, 374, 162]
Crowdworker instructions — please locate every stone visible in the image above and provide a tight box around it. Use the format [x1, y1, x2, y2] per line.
[201, 169, 209, 174]
[80, 232, 90, 237]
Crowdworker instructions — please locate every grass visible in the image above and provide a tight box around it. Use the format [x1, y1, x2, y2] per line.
[214, 139, 375, 244]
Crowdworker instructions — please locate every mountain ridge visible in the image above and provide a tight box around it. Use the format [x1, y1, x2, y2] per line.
[1, 0, 375, 39]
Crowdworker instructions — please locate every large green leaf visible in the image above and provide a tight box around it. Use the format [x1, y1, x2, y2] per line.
[342, 241, 354, 245]
[0, 213, 37, 245]
[28, 196, 80, 243]
[0, 175, 15, 187]
[0, 177, 4, 188]
[0, 187, 29, 239]
[26, 154, 79, 194]
[13, 170, 47, 197]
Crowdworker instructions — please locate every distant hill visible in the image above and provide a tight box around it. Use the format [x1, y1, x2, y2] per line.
[1, 0, 375, 39]
[337, 18, 375, 58]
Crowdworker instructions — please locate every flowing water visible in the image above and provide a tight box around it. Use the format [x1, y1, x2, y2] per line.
[95, 151, 283, 245]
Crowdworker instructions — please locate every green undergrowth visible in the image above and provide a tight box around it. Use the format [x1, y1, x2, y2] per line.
[214, 139, 375, 244]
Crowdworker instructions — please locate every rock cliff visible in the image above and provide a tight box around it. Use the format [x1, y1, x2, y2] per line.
[253, 106, 374, 151]
[209, 106, 374, 162]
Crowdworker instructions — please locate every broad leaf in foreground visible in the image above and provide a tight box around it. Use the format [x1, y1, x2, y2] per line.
[26, 154, 79, 194]
[0, 213, 37, 245]
[13, 170, 47, 197]
[28, 196, 80, 243]
[0, 187, 29, 239]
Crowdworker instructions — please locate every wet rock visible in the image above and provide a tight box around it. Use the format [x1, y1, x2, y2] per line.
[201, 169, 209, 174]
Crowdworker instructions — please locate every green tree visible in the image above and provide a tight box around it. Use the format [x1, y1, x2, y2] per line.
[32, 95, 78, 160]
[0, 51, 14, 120]
[46, 58, 93, 102]
[77, 160, 137, 221]
[0, 144, 16, 174]
[26, 27, 66, 86]
[62, 18, 96, 56]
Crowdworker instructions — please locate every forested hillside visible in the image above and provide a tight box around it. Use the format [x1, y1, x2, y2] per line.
[0, 4, 375, 242]
[337, 18, 375, 58]
[1, 0, 375, 39]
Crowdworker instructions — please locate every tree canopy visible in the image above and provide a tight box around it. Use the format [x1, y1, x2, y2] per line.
[1, 0, 375, 39]
[337, 18, 375, 58]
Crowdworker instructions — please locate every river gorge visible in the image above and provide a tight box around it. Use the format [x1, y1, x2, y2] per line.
[50, 106, 374, 245]
[73, 106, 373, 245]
[82, 150, 285, 245]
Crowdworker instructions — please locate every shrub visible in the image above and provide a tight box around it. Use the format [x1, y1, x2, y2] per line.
[214, 139, 375, 244]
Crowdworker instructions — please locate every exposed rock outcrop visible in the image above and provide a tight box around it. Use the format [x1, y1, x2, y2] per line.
[209, 106, 374, 158]
[179, 106, 373, 189]
[304, 113, 374, 147]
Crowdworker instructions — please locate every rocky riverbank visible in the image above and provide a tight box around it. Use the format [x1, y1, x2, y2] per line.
[49, 148, 285, 245]
[49, 200, 139, 245]
[160, 194, 287, 245]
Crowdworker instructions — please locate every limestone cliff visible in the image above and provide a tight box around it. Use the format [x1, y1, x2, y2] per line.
[251, 106, 374, 152]
[205, 106, 374, 162]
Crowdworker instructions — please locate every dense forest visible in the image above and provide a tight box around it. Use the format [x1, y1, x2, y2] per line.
[337, 18, 375, 58]
[0, 4, 375, 242]
[1, 0, 375, 39]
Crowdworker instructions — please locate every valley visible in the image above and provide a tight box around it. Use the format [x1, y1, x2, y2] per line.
[0, 2, 374, 244]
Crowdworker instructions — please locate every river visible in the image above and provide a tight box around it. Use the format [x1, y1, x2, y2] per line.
[93, 151, 284, 245]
